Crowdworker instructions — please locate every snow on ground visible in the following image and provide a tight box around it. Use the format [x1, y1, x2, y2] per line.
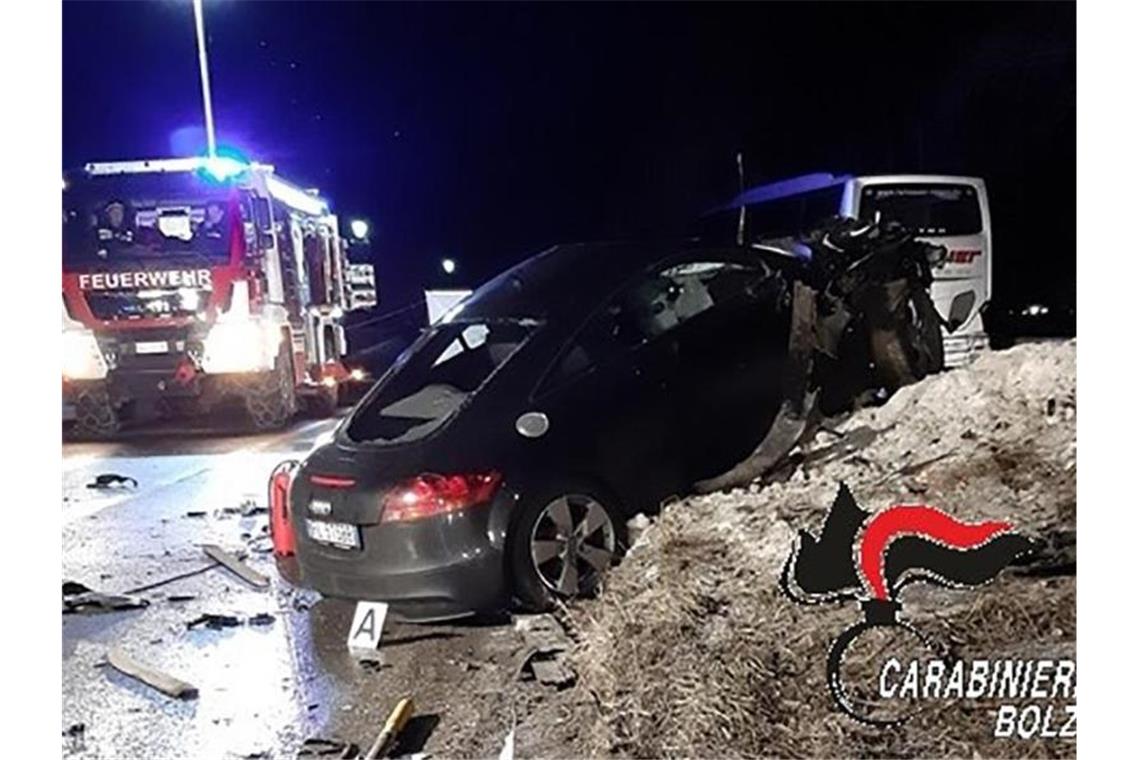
[519, 341, 1076, 758]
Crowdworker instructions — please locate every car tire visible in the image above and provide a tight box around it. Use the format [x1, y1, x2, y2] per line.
[507, 481, 628, 612]
[73, 387, 120, 439]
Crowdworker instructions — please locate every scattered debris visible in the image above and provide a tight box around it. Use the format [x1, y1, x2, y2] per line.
[87, 473, 138, 490]
[364, 697, 415, 760]
[202, 544, 269, 588]
[62, 581, 149, 615]
[515, 613, 575, 687]
[185, 511, 207, 518]
[298, 737, 359, 758]
[186, 613, 242, 630]
[122, 562, 218, 595]
[185, 612, 276, 629]
[106, 647, 198, 700]
[518, 649, 575, 688]
[359, 659, 389, 674]
[166, 594, 197, 603]
[63, 722, 86, 752]
[248, 612, 276, 626]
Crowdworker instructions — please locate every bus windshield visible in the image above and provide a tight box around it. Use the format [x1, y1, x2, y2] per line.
[859, 184, 983, 236]
[63, 172, 243, 267]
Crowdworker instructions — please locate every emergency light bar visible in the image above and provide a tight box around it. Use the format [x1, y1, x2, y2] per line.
[81, 156, 331, 215]
[84, 157, 276, 177]
[265, 175, 328, 215]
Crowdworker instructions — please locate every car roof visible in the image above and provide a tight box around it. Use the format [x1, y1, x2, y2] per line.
[452, 242, 674, 322]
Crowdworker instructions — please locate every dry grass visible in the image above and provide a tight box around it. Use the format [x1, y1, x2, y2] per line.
[522, 341, 1076, 759]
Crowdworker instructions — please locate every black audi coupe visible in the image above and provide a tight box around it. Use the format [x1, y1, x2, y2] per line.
[284, 241, 797, 620]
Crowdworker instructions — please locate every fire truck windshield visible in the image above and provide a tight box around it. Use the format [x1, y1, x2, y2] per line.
[63, 172, 241, 266]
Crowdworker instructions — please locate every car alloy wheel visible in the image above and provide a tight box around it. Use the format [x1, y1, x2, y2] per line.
[529, 494, 616, 597]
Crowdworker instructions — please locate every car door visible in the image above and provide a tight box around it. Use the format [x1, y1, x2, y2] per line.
[530, 273, 686, 511]
[649, 254, 792, 482]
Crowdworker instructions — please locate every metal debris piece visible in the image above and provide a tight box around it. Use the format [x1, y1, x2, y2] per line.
[530, 657, 576, 687]
[364, 697, 415, 760]
[87, 473, 138, 490]
[106, 647, 198, 700]
[63, 581, 149, 615]
[123, 562, 218, 595]
[518, 649, 576, 688]
[185, 511, 207, 518]
[514, 613, 571, 652]
[186, 613, 241, 630]
[166, 594, 197, 603]
[514, 613, 576, 687]
[298, 737, 360, 758]
[202, 544, 269, 588]
[248, 612, 276, 626]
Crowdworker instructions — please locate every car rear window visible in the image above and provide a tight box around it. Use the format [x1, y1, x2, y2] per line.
[859, 184, 982, 236]
[346, 320, 534, 443]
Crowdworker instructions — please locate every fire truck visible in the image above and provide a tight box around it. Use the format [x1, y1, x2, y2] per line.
[62, 155, 377, 436]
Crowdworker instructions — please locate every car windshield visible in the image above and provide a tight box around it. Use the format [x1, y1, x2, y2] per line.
[63, 172, 241, 266]
[859, 184, 983, 236]
[346, 320, 535, 444]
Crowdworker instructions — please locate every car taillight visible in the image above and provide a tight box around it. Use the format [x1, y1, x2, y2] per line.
[269, 460, 300, 556]
[380, 472, 503, 523]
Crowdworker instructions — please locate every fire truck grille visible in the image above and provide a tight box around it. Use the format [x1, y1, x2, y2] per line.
[86, 290, 209, 321]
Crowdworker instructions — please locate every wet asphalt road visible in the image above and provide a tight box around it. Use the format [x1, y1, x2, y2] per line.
[62, 415, 519, 760]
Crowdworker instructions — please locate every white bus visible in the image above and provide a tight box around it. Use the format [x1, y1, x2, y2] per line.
[717, 172, 992, 367]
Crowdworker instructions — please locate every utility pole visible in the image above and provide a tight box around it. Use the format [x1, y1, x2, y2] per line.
[192, 0, 217, 157]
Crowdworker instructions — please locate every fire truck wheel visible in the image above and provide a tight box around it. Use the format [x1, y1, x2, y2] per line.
[244, 343, 296, 431]
[73, 388, 121, 439]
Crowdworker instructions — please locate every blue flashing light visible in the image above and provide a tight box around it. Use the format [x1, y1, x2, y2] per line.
[197, 146, 251, 183]
[202, 156, 247, 180]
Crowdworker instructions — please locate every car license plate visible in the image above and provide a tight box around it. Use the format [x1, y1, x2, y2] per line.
[306, 519, 361, 549]
[135, 341, 169, 355]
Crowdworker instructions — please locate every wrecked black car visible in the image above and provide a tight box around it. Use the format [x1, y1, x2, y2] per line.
[274, 222, 950, 619]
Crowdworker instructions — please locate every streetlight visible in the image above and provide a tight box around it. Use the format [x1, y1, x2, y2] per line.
[192, 0, 217, 158]
[350, 219, 369, 240]
[441, 258, 457, 275]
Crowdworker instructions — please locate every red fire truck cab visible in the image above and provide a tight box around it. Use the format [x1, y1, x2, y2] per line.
[62, 156, 376, 436]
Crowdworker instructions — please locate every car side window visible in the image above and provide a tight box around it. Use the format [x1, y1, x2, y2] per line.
[536, 258, 772, 395]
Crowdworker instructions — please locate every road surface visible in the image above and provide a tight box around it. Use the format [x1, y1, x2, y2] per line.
[62, 416, 521, 759]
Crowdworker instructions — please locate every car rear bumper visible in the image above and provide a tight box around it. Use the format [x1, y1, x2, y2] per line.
[293, 496, 512, 622]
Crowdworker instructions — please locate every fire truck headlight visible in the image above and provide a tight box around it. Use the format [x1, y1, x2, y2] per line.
[201, 320, 278, 374]
[63, 330, 108, 381]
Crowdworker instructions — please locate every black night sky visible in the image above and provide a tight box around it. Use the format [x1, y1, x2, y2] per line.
[63, 1, 1075, 324]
